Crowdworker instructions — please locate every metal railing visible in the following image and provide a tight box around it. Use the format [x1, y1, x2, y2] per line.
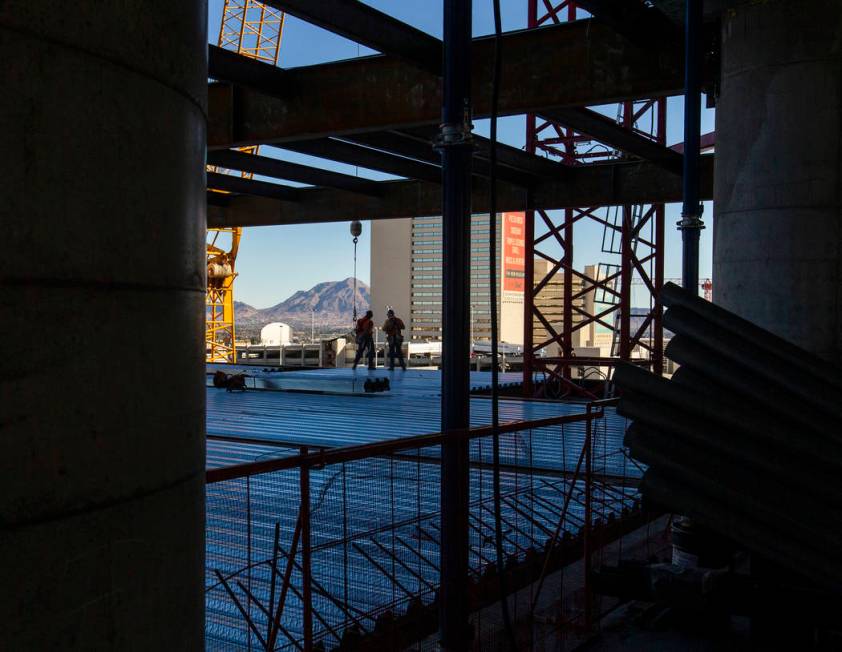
[205, 401, 648, 651]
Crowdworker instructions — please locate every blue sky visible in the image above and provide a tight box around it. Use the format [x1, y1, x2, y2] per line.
[209, 0, 715, 308]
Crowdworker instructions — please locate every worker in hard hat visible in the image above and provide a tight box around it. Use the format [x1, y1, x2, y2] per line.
[352, 310, 375, 370]
[382, 309, 407, 371]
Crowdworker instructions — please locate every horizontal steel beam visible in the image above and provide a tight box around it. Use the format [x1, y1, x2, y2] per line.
[208, 45, 288, 98]
[207, 191, 230, 207]
[208, 19, 683, 149]
[574, 0, 681, 53]
[345, 131, 439, 166]
[207, 155, 713, 227]
[262, 0, 442, 74]
[346, 127, 569, 185]
[467, 132, 568, 179]
[273, 139, 442, 183]
[206, 171, 299, 201]
[207, 149, 383, 195]
[347, 131, 537, 187]
[280, 130, 565, 187]
[540, 107, 684, 175]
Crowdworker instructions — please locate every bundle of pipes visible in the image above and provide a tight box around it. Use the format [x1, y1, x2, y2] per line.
[614, 282, 842, 592]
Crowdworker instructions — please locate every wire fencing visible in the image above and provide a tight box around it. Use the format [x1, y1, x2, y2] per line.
[205, 402, 650, 651]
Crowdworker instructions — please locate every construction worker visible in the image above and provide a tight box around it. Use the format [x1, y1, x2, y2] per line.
[352, 310, 375, 370]
[382, 309, 407, 371]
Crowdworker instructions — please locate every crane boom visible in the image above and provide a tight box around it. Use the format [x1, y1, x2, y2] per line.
[206, 1, 285, 363]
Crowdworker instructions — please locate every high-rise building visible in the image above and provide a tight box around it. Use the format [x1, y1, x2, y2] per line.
[371, 214, 611, 354]
[371, 213, 526, 343]
[530, 259, 606, 354]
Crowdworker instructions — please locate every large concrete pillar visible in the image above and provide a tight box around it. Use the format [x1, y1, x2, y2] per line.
[1, 2, 207, 648]
[714, 1, 842, 365]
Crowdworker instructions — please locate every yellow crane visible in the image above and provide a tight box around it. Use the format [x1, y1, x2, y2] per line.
[206, 1, 285, 363]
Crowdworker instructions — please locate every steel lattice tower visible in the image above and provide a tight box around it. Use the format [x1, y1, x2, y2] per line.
[523, 1, 666, 396]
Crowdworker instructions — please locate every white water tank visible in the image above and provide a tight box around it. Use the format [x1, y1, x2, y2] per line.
[260, 322, 292, 346]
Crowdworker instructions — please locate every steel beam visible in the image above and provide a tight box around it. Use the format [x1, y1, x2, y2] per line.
[678, 0, 705, 292]
[345, 131, 440, 166]
[209, 45, 288, 98]
[208, 19, 683, 149]
[208, 155, 713, 227]
[540, 107, 684, 175]
[469, 132, 568, 179]
[262, 0, 442, 74]
[273, 139, 441, 183]
[207, 191, 230, 208]
[347, 130, 538, 187]
[206, 172, 299, 201]
[207, 149, 382, 195]
[403, 126, 548, 173]
[574, 0, 681, 53]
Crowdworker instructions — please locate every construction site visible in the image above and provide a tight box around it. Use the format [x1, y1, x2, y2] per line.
[4, 1, 842, 650]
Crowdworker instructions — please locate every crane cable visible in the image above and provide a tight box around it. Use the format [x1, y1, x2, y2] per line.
[352, 235, 359, 325]
[489, 0, 517, 648]
[351, 220, 362, 326]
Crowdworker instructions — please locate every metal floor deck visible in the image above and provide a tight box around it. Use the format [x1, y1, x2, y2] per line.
[206, 368, 635, 477]
[206, 460, 638, 650]
[206, 365, 526, 395]
[205, 368, 639, 650]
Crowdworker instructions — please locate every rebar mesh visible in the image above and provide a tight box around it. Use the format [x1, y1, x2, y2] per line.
[205, 405, 650, 650]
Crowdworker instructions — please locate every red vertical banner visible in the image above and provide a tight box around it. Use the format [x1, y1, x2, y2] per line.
[502, 212, 526, 293]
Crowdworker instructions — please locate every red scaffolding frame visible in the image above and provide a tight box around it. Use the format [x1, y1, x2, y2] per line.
[523, 1, 666, 398]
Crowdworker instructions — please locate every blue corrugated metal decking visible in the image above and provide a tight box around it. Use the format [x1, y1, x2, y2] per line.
[205, 368, 637, 650]
[205, 368, 634, 476]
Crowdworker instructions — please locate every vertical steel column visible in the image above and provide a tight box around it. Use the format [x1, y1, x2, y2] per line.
[562, 210, 574, 374]
[556, 2, 577, 380]
[678, 0, 704, 292]
[618, 102, 634, 361]
[653, 99, 667, 375]
[653, 205, 666, 375]
[523, 199, 536, 396]
[561, 59, 578, 373]
[619, 205, 632, 359]
[522, 0, 538, 397]
[439, 0, 473, 647]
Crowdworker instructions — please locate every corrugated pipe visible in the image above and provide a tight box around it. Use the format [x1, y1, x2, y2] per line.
[665, 342, 836, 436]
[619, 394, 842, 509]
[615, 363, 842, 479]
[661, 282, 841, 390]
[663, 306, 842, 420]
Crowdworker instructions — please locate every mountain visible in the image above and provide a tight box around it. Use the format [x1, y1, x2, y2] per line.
[235, 278, 370, 332]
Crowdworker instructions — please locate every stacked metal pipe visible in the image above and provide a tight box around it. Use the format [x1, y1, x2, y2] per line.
[615, 282, 842, 592]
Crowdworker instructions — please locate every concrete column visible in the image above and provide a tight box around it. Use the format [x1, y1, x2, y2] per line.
[714, 0, 842, 365]
[1, 2, 207, 649]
